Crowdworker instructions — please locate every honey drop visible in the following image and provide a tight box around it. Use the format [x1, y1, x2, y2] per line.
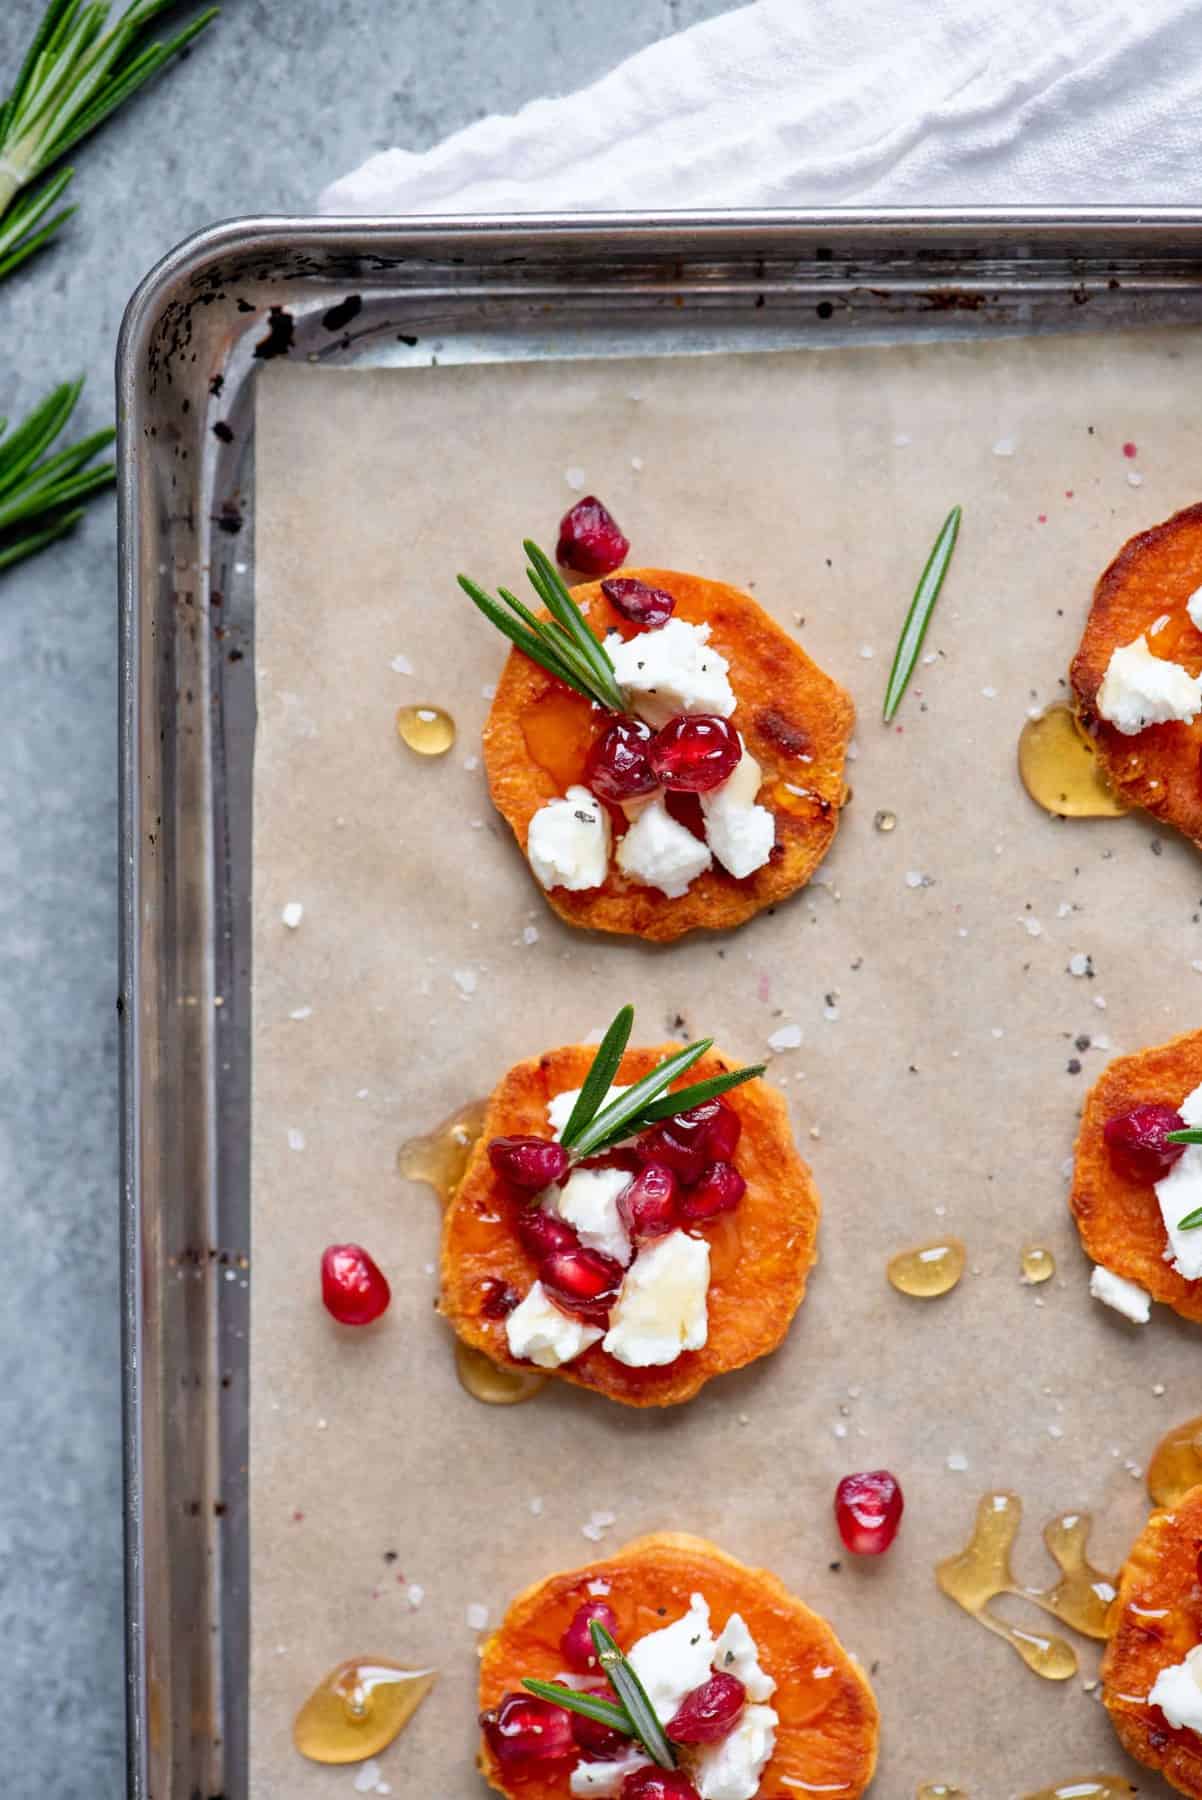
[398, 1100, 487, 1210]
[454, 1340, 547, 1406]
[1021, 1245, 1056, 1285]
[1022, 1782, 1135, 1800]
[874, 809, 897, 832]
[917, 1787, 968, 1799]
[1147, 1413, 1202, 1508]
[887, 1238, 966, 1299]
[1017, 703, 1129, 818]
[293, 1656, 437, 1764]
[396, 703, 456, 757]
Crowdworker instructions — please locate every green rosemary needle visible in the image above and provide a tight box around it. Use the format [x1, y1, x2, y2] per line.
[0, 376, 114, 572]
[458, 538, 627, 713]
[520, 1679, 634, 1737]
[590, 1620, 675, 1769]
[882, 504, 962, 724]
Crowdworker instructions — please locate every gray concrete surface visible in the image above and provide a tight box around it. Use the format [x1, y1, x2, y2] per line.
[0, 2, 733, 1790]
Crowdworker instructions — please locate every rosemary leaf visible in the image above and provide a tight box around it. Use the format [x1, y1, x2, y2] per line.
[523, 538, 625, 710]
[520, 1679, 634, 1736]
[590, 1622, 675, 1770]
[882, 504, 962, 724]
[569, 1038, 713, 1162]
[631, 1063, 767, 1128]
[559, 1004, 635, 1148]
[0, 377, 114, 576]
[1166, 1129, 1202, 1145]
[457, 576, 598, 703]
[1178, 1206, 1202, 1230]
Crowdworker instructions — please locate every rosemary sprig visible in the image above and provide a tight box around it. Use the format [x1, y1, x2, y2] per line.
[882, 504, 961, 724]
[1165, 1130, 1202, 1145]
[520, 1679, 634, 1737]
[590, 1621, 675, 1770]
[1177, 1206, 1202, 1231]
[558, 1004, 765, 1163]
[458, 538, 628, 713]
[0, 0, 218, 281]
[0, 377, 114, 572]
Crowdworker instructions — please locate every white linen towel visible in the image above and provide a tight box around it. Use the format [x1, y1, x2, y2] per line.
[320, 0, 1202, 214]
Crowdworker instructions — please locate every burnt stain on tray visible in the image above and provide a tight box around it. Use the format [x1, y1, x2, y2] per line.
[321, 294, 362, 332]
[252, 305, 295, 360]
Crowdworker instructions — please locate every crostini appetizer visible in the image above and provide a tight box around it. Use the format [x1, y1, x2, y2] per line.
[478, 1531, 879, 1800]
[439, 1005, 819, 1407]
[1071, 503, 1202, 843]
[1070, 1027, 1202, 1325]
[1102, 1484, 1202, 1797]
[459, 534, 854, 942]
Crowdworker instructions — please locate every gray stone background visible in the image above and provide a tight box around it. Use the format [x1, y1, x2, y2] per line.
[0, 2, 731, 1790]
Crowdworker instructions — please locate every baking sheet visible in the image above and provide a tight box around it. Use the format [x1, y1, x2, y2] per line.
[251, 334, 1202, 1798]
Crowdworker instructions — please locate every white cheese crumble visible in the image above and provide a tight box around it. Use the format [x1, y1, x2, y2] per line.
[695, 1703, 779, 1800]
[1089, 1263, 1152, 1323]
[1095, 634, 1202, 735]
[1189, 586, 1202, 632]
[712, 1613, 777, 1702]
[603, 1230, 710, 1367]
[616, 795, 713, 897]
[527, 784, 611, 892]
[504, 1280, 604, 1368]
[546, 1166, 634, 1266]
[1149, 1646, 1202, 1735]
[700, 743, 775, 880]
[627, 1593, 716, 1722]
[547, 1084, 630, 1140]
[1154, 1080, 1202, 1281]
[607, 618, 736, 728]
[569, 1753, 651, 1795]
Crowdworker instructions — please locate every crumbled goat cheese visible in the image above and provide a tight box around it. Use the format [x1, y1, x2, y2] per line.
[700, 743, 775, 879]
[607, 618, 736, 727]
[1153, 1079, 1202, 1281]
[695, 1703, 779, 1800]
[1089, 1263, 1152, 1323]
[1149, 1646, 1202, 1736]
[547, 1166, 634, 1266]
[505, 1281, 604, 1367]
[569, 1753, 652, 1795]
[616, 795, 713, 897]
[712, 1613, 777, 1702]
[603, 1230, 710, 1366]
[527, 785, 611, 891]
[547, 1084, 630, 1139]
[1096, 634, 1202, 735]
[627, 1593, 716, 1722]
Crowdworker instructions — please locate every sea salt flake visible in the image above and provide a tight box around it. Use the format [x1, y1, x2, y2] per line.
[982, 685, 998, 699]
[823, 1005, 840, 1022]
[631, 455, 644, 471]
[1067, 952, 1092, 977]
[453, 968, 478, 997]
[859, 645, 874, 660]
[522, 925, 540, 946]
[565, 465, 586, 490]
[354, 1760, 384, 1793]
[281, 900, 304, 929]
[905, 870, 931, 889]
[289, 1005, 312, 1020]
[894, 432, 912, 447]
[946, 1451, 969, 1472]
[467, 1602, 489, 1630]
[390, 654, 414, 675]
[1127, 470, 1144, 487]
[407, 1583, 425, 1608]
[992, 436, 1016, 457]
[529, 1497, 544, 1516]
[287, 1127, 305, 1151]
[1022, 917, 1042, 937]
[768, 1024, 803, 1053]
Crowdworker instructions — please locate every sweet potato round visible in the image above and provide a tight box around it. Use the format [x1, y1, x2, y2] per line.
[478, 1531, 879, 1800]
[1070, 503, 1202, 844]
[439, 1043, 820, 1407]
[1102, 1485, 1202, 1798]
[1069, 1027, 1202, 1323]
[483, 568, 855, 942]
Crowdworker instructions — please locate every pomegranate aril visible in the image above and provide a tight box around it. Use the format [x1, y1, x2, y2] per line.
[489, 1134, 570, 1190]
[618, 1162, 681, 1241]
[639, 1121, 708, 1186]
[480, 1278, 520, 1319]
[585, 715, 659, 804]
[557, 496, 630, 577]
[834, 1468, 905, 1555]
[601, 575, 676, 629]
[516, 1207, 580, 1262]
[649, 714, 741, 794]
[680, 1161, 746, 1221]
[320, 1244, 391, 1326]
[621, 1771, 701, 1800]
[665, 1670, 746, 1745]
[560, 1600, 620, 1671]
[569, 1679, 631, 1758]
[662, 1095, 741, 1162]
[480, 1692, 575, 1767]
[1103, 1103, 1186, 1181]
[540, 1245, 624, 1324]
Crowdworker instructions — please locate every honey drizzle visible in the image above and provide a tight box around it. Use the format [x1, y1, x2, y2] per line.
[396, 703, 456, 756]
[887, 1237, 966, 1299]
[1147, 1413, 1202, 1507]
[1017, 703, 1129, 819]
[935, 1493, 1117, 1680]
[293, 1657, 437, 1764]
[454, 1340, 547, 1406]
[917, 1783, 1134, 1800]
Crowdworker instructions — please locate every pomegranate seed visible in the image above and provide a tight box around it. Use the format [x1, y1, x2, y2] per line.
[662, 1096, 741, 1162]
[618, 1162, 681, 1241]
[680, 1161, 746, 1221]
[639, 1121, 709, 1186]
[489, 1135, 570, 1190]
[834, 1469, 905, 1555]
[577, 1146, 643, 1176]
[666, 1671, 746, 1745]
[540, 1245, 624, 1325]
[622, 1771, 701, 1800]
[572, 1701, 631, 1760]
[557, 496, 630, 577]
[320, 1244, 391, 1325]
[585, 716, 659, 804]
[480, 1278, 520, 1319]
[480, 1692, 575, 1767]
[561, 1600, 620, 1670]
[602, 575, 676, 629]
[649, 715, 741, 794]
[516, 1207, 580, 1262]
[1103, 1103, 1186, 1181]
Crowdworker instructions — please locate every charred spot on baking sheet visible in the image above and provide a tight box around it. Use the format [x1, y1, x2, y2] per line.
[253, 305, 295, 360]
[214, 502, 243, 535]
[921, 289, 990, 312]
[212, 420, 234, 443]
[815, 300, 834, 319]
[208, 374, 224, 397]
[236, 298, 256, 314]
[322, 294, 363, 331]
[396, 332, 419, 345]
[228, 648, 244, 663]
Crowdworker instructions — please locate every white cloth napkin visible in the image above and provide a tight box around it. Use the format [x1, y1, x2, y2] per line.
[319, 0, 1202, 215]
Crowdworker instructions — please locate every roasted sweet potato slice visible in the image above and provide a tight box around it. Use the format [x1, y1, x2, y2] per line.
[1070, 503, 1202, 844]
[1069, 1027, 1202, 1323]
[478, 1531, 879, 1800]
[483, 568, 854, 942]
[439, 1044, 820, 1408]
[1102, 1484, 1202, 1797]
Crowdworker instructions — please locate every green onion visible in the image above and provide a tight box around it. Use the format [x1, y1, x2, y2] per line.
[590, 1621, 675, 1770]
[882, 504, 962, 724]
